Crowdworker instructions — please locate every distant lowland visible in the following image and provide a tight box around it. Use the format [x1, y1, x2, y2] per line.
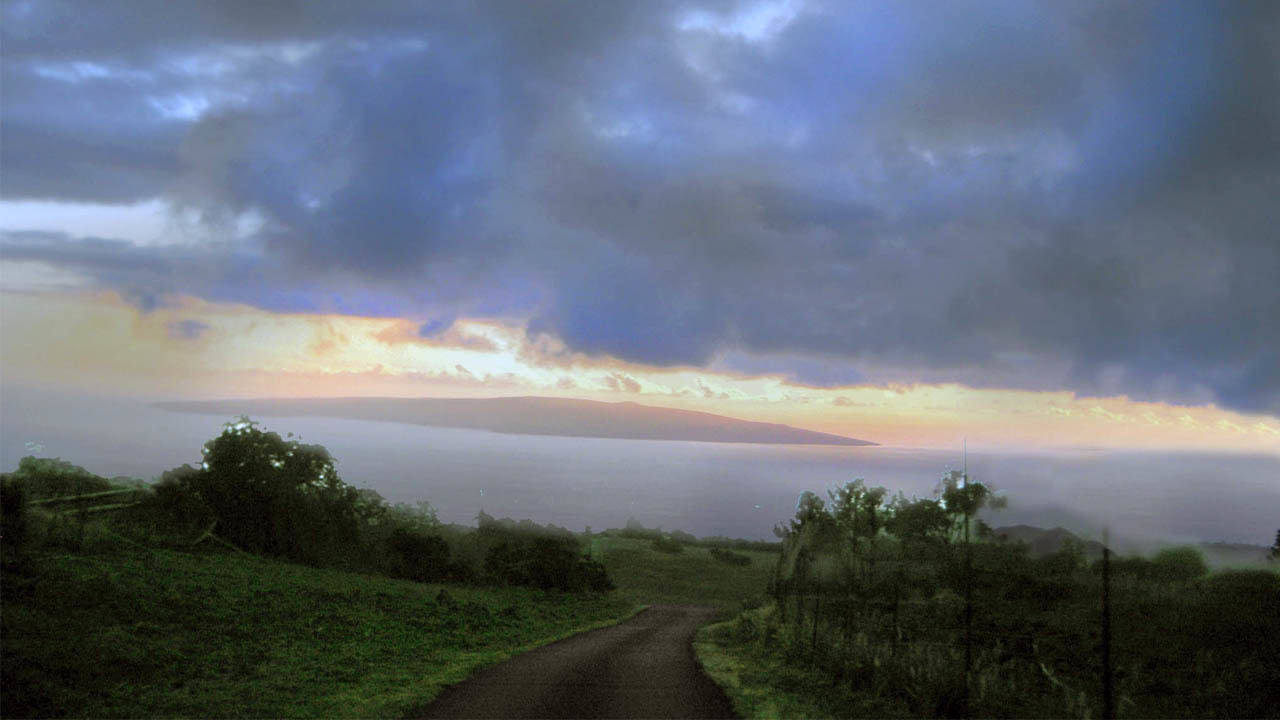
[156, 396, 878, 447]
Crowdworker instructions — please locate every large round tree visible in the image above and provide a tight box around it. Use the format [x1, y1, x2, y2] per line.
[192, 417, 366, 563]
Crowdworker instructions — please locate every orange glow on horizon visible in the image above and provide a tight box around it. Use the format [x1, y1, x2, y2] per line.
[2, 290, 1277, 454]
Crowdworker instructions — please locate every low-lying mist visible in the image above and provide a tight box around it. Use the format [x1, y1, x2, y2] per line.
[2, 387, 1276, 549]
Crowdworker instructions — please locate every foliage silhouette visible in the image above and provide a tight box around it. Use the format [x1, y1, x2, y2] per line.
[182, 417, 370, 564]
[1150, 545, 1209, 581]
[1, 457, 114, 499]
[651, 535, 685, 554]
[710, 547, 752, 566]
[477, 512, 613, 591]
[0, 480, 29, 565]
[709, 472, 1280, 718]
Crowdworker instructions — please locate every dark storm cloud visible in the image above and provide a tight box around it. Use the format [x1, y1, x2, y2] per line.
[2, 0, 1278, 415]
[0, 230, 418, 317]
[0, 55, 184, 202]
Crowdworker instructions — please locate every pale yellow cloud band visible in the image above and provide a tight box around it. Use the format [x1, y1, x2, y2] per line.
[2, 290, 1277, 454]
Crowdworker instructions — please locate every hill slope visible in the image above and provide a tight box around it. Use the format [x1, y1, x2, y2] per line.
[991, 524, 1106, 558]
[157, 396, 877, 446]
[1, 549, 635, 718]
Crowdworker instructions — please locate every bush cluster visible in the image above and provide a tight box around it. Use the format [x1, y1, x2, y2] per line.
[2, 457, 115, 500]
[651, 535, 684, 554]
[476, 512, 613, 592]
[614, 518, 781, 553]
[710, 547, 751, 566]
[1, 418, 613, 594]
[717, 476, 1280, 718]
[1, 458, 147, 560]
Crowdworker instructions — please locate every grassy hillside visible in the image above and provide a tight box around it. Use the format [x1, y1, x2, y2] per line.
[1, 533, 777, 718]
[2, 549, 636, 718]
[1, 445, 782, 718]
[594, 534, 777, 609]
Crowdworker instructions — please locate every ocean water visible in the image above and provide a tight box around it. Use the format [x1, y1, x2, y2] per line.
[2, 387, 1277, 547]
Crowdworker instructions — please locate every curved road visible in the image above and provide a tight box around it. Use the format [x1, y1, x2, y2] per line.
[417, 605, 738, 719]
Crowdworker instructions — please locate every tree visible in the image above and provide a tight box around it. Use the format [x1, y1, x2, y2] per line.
[385, 529, 452, 582]
[828, 479, 888, 549]
[789, 490, 831, 535]
[1151, 546, 1208, 581]
[1270, 529, 1280, 563]
[936, 470, 1004, 544]
[3, 457, 112, 499]
[190, 417, 367, 563]
[828, 479, 889, 591]
[884, 492, 950, 548]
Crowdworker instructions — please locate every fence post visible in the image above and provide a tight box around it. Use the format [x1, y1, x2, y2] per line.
[811, 587, 822, 663]
[892, 578, 900, 658]
[1102, 525, 1114, 719]
[962, 473, 973, 717]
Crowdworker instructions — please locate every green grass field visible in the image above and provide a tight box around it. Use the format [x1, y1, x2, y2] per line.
[1, 533, 779, 718]
[695, 612, 885, 720]
[594, 534, 777, 609]
[1, 443, 788, 717]
[2, 549, 638, 718]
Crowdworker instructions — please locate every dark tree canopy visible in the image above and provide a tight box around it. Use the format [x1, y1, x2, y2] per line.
[189, 417, 369, 563]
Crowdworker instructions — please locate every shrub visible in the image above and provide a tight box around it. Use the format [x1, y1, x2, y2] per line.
[618, 518, 662, 541]
[1150, 546, 1208, 582]
[670, 529, 697, 545]
[484, 536, 613, 592]
[1, 457, 113, 500]
[651, 535, 684, 554]
[0, 479, 29, 563]
[710, 547, 752, 566]
[121, 465, 215, 546]
[1198, 569, 1280, 607]
[385, 528, 455, 582]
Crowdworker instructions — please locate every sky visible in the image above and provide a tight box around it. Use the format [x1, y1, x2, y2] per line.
[2, 0, 1278, 453]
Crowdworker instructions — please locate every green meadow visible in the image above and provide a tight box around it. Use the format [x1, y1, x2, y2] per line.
[2, 548, 637, 718]
[593, 533, 776, 609]
[7, 426, 1276, 719]
[2, 533, 774, 717]
[0, 447, 775, 718]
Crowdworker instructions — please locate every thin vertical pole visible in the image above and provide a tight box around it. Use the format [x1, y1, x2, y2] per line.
[812, 589, 821, 663]
[962, 441, 973, 716]
[892, 578, 900, 658]
[1102, 525, 1114, 719]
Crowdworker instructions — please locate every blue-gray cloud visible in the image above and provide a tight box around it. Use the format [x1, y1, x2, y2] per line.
[167, 320, 209, 340]
[2, 0, 1278, 416]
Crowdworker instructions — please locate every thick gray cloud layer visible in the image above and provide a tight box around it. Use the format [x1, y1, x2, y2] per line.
[2, 0, 1278, 415]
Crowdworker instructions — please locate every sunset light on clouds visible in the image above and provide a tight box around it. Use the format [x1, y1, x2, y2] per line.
[2, 0, 1279, 457]
[7, 7, 1280, 714]
[3, 288, 1275, 454]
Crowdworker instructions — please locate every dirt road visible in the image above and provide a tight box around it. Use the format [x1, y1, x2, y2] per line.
[417, 605, 738, 719]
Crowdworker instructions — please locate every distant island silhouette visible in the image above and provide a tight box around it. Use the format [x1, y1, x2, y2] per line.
[156, 396, 877, 446]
